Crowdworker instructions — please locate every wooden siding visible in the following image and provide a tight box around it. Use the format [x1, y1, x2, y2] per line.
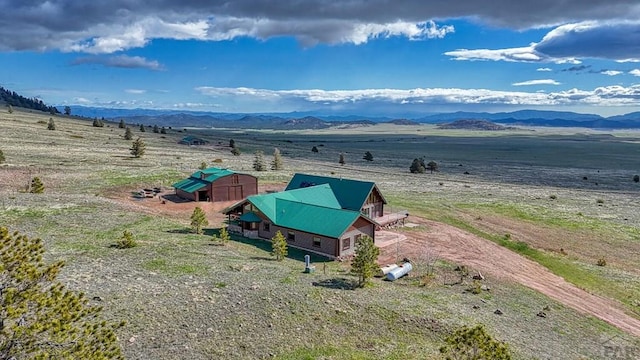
[340, 218, 376, 257]
[175, 189, 196, 201]
[361, 187, 384, 218]
[210, 174, 257, 202]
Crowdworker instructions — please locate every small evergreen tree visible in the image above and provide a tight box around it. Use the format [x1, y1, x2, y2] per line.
[634, 174, 639, 183]
[115, 230, 137, 249]
[0, 227, 125, 359]
[130, 137, 146, 158]
[92, 118, 105, 127]
[218, 226, 230, 246]
[0, 149, 5, 164]
[47, 117, 56, 130]
[410, 158, 426, 173]
[271, 231, 288, 261]
[253, 150, 266, 171]
[439, 324, 512, 360]
[199, 161, 208, 170]
[311, 146, 319, 153]
[124, 127, 133, 140]
[351, 235, 380, 287]
[153, 124, 159, 133]
[339, 152, 345, 166]
[231, 147, 241, 156]
[7, 104, 13, 114]
[271, 147, 283, 170]
[139, 124, 146, 132]
[30, 177, 45, 194]
[63, 105, 71, 116]
[190, 207, 208, 234]
[118, 119, 126, 129]
[363, 151, 374, 161]
[160, 127, 167, 134]
[426, 161, 439, 173]
[229, 139, 235, 148]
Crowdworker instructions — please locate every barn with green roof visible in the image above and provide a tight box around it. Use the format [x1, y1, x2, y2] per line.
[172, 167, 257, 202]
[223, 177, 382, 258]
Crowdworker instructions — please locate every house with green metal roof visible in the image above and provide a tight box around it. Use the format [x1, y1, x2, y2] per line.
[285, 173, 387, 219]
[172, 167, 257, 203]
[223, 184, 377, 258]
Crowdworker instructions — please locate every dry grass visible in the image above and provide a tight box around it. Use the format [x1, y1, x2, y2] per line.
[2, 108, 640, 359]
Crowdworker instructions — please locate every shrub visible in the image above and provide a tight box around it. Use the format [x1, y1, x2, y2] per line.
[597, 258, 607, 267]
[549, 194, 557, 200]
[0, 149, 5, 163]
[30, 177, 45, 193]
[231, 147, 241, 156]
[470, 280, 482, 294]
[634, 175, 639, 183]
[440, 324, 512, 360]
[311, 146, 319, 153]
[596, 199, 604, 204]
[199, 161, 208, 170]
[409, 158, 426, 173]
[212, 158, 223, 163]
[363, 151, 373, 161]
[47, 117, 56, 130]
[115, 230, 137, 249]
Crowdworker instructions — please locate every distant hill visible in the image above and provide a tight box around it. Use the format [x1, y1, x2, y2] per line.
[384, 119, 420, 125]
[63, 105, 640, 130]
[437, 119, 512, 131]
[1, 86, 59, 114]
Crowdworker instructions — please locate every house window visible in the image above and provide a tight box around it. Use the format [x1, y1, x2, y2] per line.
[263, 222, 270, 231]
[313, 237, 321, 248]
[342, 237, 350, 250]
[287, 232, 295, 242]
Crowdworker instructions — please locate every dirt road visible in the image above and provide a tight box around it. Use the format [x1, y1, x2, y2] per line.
[378, 216, 640, 338]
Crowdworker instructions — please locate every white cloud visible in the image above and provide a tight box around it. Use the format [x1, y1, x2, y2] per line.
[512, 79, 561, 86]
[536, 67, 552, 72]
[4, 1, 640, 53]
[445, 21, 640, 63]
[195, 84, 640, 109]
[630, 69, 640, 76]
[601, 70, 623, 76]
[125, 89, 146, 94]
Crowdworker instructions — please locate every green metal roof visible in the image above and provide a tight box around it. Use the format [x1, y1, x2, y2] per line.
[285, 173, 384, 211]
[273, 199, 361, 238]
[190, 167, 236, 182]
[241, 184, 370, 238]
[172, 178, 208, 193]
[239, 211, 262, 223]
[247, 184, 341, 221]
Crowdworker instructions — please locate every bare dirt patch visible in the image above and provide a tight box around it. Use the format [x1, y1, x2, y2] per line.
[378, 216, 640, 338]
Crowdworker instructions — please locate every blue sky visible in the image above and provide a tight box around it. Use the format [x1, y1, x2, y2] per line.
[1, 1, 640, 117]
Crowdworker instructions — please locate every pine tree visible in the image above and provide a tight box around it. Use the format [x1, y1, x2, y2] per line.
[0, 227, 125, 359]
[218, 226, 230, 246]
[410, 158, 426, 174]
[118, 119, 126, 129]
[124, 127, 133, 140]
[426, 161, 439, 173]
[139, 124, 146, 132]
[47, 117, 56, 130]
[351, 235, 380, 287]
[253, 150, 266, 171]
[153, 125, 159, 133]
[363, 151, 374, 161]
[190, 207, 208, 234]
[229, 139, 235, 148]
[311, 146, 319, 153]
[7, 104, 13, 114]
[271, 147, 283, 170]
[130, 137, 146, 158]
[271, 231, 288, 261]
[0, 149, 5, 164]
[199, 161, 208, 170]
[63, 105, 71, 116]
[30, 177, 45, 194]
[440, 324, 512, 359]
[339, 153, 345, 166]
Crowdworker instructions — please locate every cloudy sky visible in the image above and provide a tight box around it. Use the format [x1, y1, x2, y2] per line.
[2, 1, 640, 117]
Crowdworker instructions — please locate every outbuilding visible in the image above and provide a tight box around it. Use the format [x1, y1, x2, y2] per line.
[172, 167, 258, 202]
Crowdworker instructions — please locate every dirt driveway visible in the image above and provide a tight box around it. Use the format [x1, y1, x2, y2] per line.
[378, 216, 640, 338]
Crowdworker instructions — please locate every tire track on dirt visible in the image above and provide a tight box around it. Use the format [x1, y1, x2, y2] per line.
[379, 217, 640, 338]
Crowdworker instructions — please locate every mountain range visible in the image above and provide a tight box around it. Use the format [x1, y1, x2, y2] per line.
[67, 106, 640, 130]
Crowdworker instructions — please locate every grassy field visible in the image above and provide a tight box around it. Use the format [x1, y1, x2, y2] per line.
[1, 109, 640, 359]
